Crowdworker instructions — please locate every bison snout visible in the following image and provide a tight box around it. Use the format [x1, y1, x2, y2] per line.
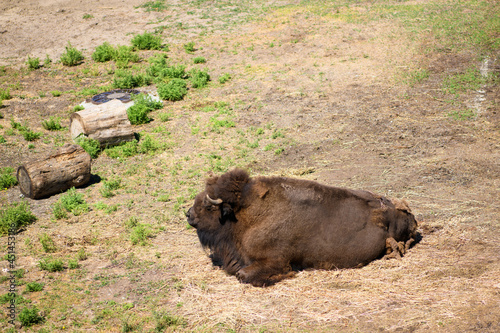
[186, 207, 198, 228]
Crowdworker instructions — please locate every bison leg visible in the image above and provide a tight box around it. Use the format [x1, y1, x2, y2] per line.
[236, 261, 294, 287]
[405, 238, 415, 251]
[384, 237, 404, 259]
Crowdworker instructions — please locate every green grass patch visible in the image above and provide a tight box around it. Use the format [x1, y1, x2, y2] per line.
[130, 223, 153, 246]
[113, 69, 152, 89]
[42, 116, 65, 131]
[60, 42, 84, 66]
[131, 32, 164, 50]
[104, 134, 167, 158]
[53, 187, 89, 219]
[448, 109, 476, 121]
[75, 136, 101, 158]
[193, 56, 206, 64]
[25, 282, 44, 292]
[0, 166, 18, 190]
[22, 129, 42, 141]
[26, 56, 40, 70]
[0, 88, 11, 100]
[38, 258, 64, 272]
[127, 93, 163, 125]
[137, 0, 168, 12]
[0, 201, 36, 235]
[157, 78, 187, 101]
[19, 306, 45, 327]
[93, 42, 140, 67]
[100, 178, 122, 198]
[147, 55, 187, 82]
[183, 42, 196, 54]
[154, 311, 187, 330]
[92, 42, 115, 62]
[442, 67, 487, 95]
[218, 73, 231, 84]
[40, 233, 57, 253]
[189, 69, 210, 88]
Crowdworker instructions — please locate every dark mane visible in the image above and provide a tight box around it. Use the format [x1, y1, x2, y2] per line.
[206, 168, 250, 209]
[196, 224, 245, 275]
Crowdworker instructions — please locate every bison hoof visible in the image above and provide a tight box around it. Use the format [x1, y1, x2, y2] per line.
[384, 237, 408, 260]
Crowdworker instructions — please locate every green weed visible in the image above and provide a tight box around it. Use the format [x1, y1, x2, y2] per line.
[75, 136, 101, 158]
[127, 93, 163, 125]
[104, 140, 139, 158]
[157, 78, 187, 101]
[147, 55, 186, 82]
[22, 128, 42, 141]
[44, 54, 52, 67]
[137, 0, 168, 12]
[77, 248, 88, 261]
[18, 306, 45, 327]
[60, 42, 84, 66]
[0, 201, 36, 235]
[448, 109, 476, 121]
[158, 111, 173, 122]
[154, 311, 187, 330]
[40, 233, 57, 253]
[0, 167, 18, 189]
[92, 42, 116, 62]
[402, 68, 430, 86]
[51, 90, 63, 97]
[100, 178, 122, 198]
[68, 259, 80, 269]
[42, 116, 64, 131]
[442, 67, 486, 95]
[0, 88, 11, 100]
[25, 282, 44, 292]
[189, 69, 210, 88]
[73, 105, 85, 112]
[130, 223, 153, 245]
[53, 187, 89, 218]
[131, 32, 163, 50]
[218, 73, 231, 84]
[83, 13, 94, 19]
[113, 70, 152, 89]
[193, 56, 206, 64]
[38, 258, 64, 272]
[183, 42, 196, 54]
[26, 56, 40, 70]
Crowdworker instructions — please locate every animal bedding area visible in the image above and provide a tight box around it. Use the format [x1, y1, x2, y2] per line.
[0, 0, 499, 332]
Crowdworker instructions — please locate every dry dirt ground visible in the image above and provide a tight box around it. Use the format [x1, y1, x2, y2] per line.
[1, 0, 499, 332]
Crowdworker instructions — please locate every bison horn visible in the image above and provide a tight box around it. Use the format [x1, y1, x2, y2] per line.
[206, 194, 223, 205]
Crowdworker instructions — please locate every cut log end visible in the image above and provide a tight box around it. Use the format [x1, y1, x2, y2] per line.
[17, 166, 33, 198]
[70, 113, 85, 141]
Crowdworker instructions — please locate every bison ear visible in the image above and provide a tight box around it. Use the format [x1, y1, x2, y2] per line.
[219, 203, 236, 225]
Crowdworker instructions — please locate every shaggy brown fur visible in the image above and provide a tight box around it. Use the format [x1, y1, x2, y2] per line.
[186, 169, 418, 287]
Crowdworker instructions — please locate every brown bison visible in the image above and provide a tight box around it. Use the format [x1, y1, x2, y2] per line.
[186, 169, 418, 287]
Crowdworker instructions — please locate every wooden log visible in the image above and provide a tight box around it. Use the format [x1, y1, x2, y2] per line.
[70, 99, 135, 147]
[16, 144, 91, 199]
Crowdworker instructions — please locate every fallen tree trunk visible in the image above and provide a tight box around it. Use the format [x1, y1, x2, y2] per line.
[70, 99, 135, 147]
[17, 144, 91, 199]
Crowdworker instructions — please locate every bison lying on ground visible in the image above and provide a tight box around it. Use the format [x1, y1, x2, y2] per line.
[186, 169, 418, 287]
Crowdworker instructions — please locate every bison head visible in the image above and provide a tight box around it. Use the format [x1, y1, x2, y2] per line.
[186, 169, 249, 241]
[186, 169, 251, 273]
